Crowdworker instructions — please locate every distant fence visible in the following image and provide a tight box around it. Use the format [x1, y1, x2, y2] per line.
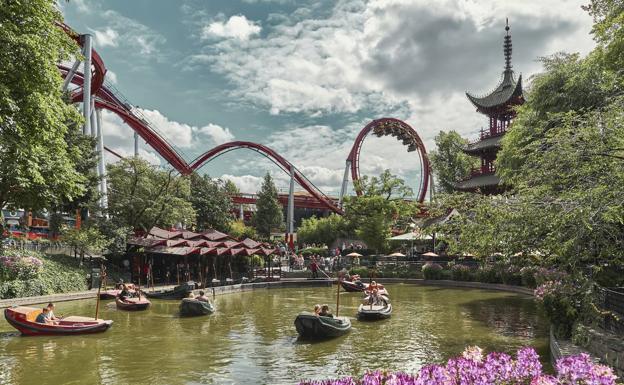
[601, 287, 624, 335]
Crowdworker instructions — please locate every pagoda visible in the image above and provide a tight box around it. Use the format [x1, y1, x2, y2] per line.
[456, 20, 524, 194]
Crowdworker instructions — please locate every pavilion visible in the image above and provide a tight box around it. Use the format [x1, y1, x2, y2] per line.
[126, 226, 276, 287]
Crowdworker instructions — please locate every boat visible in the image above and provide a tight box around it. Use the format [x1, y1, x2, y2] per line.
[341, 280, 367, 292]
[115, 297, 151, 311]
[179, 298, 215, 317]
[4, 306, 113, 336]
[99, 289, 120, 300]
[294, 312, 351, 339]
[357, 302, 392, 320]
[145, 281, 195, 300]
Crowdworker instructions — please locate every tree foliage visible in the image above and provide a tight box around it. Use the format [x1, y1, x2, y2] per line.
[297, 214, 352, 247]
[344, 170, 418, 253]
[429, 130, 478, 193]
[189, 173, 233, 232]
[0, 1, 89, 210]
[229, 220, 257, 240]
[431, 4, 624, 280]
[252, 173, 283, 238]
[106, 158, 195, 232]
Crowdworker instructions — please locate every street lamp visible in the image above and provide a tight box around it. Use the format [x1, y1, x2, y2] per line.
[409, 223, 416, 258]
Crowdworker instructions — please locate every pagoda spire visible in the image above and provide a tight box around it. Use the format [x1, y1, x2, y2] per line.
[504, 18, 512, 72]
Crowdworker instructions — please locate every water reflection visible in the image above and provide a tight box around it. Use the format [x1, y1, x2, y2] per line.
[0, 285, 548, 385]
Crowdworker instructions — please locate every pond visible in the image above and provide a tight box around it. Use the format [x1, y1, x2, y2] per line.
[0, 284, 548, 385]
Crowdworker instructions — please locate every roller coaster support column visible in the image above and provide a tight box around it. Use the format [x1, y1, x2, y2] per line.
[338, 160, 351, 207]
[134, 132, 139, 157]
[287, 167, 295, 234]
[239, 204, 244, 220]
[96, 108, 108, 210]
[81, 34, 92, 135]
[90, 99, 97, 137]
[62, 59, 81, 91]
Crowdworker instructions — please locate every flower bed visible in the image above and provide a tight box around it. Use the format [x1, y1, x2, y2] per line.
[298, 347, 617, 385]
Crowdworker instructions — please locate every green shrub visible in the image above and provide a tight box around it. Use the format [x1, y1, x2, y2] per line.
[300, 247, 329, 258]
[476, 265, 502, 283]
[520, 266, 539, 288]
[422, 263, 443, 280]
[450, 264, 474, 281]
[500, 265, 522, 286]
[0, 252, 88, 299]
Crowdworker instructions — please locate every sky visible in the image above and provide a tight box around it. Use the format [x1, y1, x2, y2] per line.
[60, 0, 597, 197]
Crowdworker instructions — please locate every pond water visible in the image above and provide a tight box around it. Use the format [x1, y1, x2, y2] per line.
[0, 284, 548, 385]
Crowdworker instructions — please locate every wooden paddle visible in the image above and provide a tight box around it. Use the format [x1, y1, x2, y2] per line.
[95, 264, 105, 320]
[335, 275, 341, 317]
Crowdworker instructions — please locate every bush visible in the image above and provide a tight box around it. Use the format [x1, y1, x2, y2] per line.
[0, 252, 89, 299]
[0, 249, 43, 280]
[520, 266, 539, 288]
[534, 275, 597, 339]
[500, 265, 522, 286]
[300, 247, 329, 258]
[422, 263, 443, 280]
[450, 264, 474, 281]
[475, 265, 502, 283]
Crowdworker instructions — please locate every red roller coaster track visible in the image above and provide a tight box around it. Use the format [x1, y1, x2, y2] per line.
[60, 24, 429, 214]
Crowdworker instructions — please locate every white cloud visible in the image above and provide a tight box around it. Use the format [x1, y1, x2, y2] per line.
[191, 0, 594, 119]
[91, 27, 119, 48]
[197, 123, 235, 144]
[202, 15, 261, 41]
[220, 174, 264, 193]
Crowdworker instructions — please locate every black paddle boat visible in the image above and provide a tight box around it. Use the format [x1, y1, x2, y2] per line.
[179, 298, 215, 317]
[294, 312, 351, 339]
[357, 302, 392, 320]
[145, 281, 195, 300]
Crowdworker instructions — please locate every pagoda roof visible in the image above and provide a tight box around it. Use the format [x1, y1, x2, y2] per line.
[463, 135, 504, 155]
[455, 173, 501, 191]
[466, 70, 523, 112]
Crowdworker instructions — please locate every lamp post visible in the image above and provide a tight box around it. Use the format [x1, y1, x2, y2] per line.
[409, 223, 416, 258]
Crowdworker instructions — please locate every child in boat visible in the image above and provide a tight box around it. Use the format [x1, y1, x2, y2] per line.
[119, 284, 131, 300]
[313, 304, 321, 315]
[187, 291, 196, 299]
[36, 307, 54, 325]
[46, 303, 60, 322]
[319, 304, 334, 318]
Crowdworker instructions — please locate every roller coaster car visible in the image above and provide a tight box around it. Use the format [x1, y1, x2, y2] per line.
[407, 144, 417, 152]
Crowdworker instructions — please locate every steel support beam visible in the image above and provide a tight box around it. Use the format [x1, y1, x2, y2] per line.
[89, 99, 97, 137]
[287, 166, 295, 234]
[82, 34, 92, 135]
[338, 160, 351, 207]
[62, 59, 81, 91]
[96, 108, 108, 210]
[134, 131, 139, 157]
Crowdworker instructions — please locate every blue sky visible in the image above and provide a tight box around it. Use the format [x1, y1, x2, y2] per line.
[61, 0, 596, 196]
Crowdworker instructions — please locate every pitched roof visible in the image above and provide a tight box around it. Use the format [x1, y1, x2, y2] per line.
[466, 71, 523, 112]
[464, 135, 504, 154]
[201, 229, 230, 241]
[455, 173, 501, 191]
[148, 227, 182, 240]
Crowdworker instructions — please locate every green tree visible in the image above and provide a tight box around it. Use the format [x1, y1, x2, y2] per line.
[106, 158, 196, 232]
[344, 170, 417, 253]
[297, 214, 352, 247]
[429, 131, 478, 193]
[189, 173, 233, 232]
[229, 220, 257, 240]
[252, 173, 283, 238]
[61, 225, 111, 262]
[0, 1, 88, 211]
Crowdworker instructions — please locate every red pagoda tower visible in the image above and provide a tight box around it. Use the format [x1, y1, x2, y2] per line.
[456, 20, 524, 194]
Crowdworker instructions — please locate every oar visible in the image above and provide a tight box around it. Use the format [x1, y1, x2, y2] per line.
[94, 264, 105, 320]
[335, 275, 341, 317]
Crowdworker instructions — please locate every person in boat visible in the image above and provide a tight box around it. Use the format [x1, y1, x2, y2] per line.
[187, 291, 196, 299]
[46, 303, 61, 322]
[319, 304, 333, 318]
[119, 284, 132, 300]
[309, 259, 319, 279]
[196, 291, 210, 302]
[313, 304, 321, 315]
[36, 307, 55, 325]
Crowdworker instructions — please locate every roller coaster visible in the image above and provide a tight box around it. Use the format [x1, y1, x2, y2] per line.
[60, 24, 430, 215]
